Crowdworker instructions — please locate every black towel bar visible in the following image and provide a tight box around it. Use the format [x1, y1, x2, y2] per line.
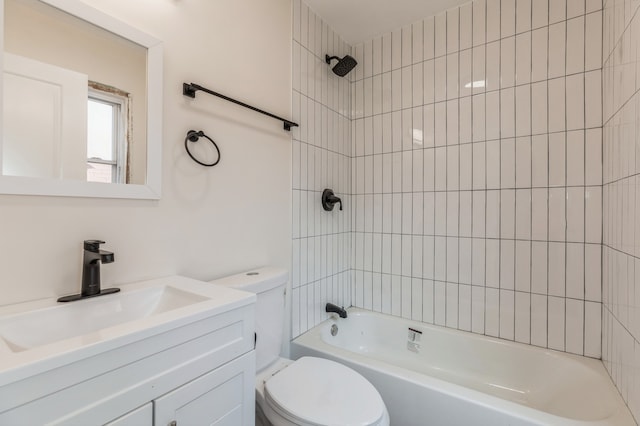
[183, 82, 299, 131]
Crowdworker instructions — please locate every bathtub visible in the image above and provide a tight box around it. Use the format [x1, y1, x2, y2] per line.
[291, 309, 636, 426]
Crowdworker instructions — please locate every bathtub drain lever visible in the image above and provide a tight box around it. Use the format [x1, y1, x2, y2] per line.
[407, 327, 422, 353]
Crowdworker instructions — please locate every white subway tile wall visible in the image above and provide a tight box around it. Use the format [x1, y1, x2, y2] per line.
[292, 0, 353, 337]
[602, 0, 640, 419]
[351, 0, 603, 357]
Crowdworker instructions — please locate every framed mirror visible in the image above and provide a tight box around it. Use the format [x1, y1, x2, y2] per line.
[0, 0, 162, 199]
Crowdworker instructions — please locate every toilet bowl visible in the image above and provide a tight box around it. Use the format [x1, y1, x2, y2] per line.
[255, 357, 389, 426]
[211, 267, 390, 426]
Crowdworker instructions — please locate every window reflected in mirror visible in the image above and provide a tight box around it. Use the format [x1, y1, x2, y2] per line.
[87, 83, 130, 184]
[3, 0, 147, 185]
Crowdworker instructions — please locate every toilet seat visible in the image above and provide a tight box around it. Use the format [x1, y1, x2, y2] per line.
[264, 357, 387, 426]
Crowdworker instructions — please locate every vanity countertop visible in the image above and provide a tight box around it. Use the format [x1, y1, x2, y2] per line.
[0, 275, 255, 387]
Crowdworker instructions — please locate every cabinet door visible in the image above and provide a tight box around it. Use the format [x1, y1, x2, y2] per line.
[154, 351, 255, 426]
[105, 403, 153, 426]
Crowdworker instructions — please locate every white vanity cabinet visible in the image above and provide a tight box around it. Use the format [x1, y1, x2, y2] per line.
[0, 282, 256, 426]
[105, 351, 254, 426]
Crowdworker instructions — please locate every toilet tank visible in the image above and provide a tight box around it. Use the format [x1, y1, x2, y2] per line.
[210, 267, 288, 372]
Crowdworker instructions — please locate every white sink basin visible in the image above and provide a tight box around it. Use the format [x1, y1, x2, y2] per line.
[0, 275, 256, 386]
[0, 285, 208, 352]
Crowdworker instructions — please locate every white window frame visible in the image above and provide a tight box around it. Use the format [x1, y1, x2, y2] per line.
[87, 87, 129, 184]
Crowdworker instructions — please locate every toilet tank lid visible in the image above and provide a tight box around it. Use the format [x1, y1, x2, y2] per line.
[210, 267, 288, 293]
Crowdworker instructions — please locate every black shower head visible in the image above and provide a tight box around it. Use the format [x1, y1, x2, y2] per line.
[325, 54, 358, 77]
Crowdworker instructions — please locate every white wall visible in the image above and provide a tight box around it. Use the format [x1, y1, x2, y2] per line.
[0, 0, 292, 305]
[290, 0, 353, 337]
[602, 0, 640, 418]
[350, 0, 603, 357]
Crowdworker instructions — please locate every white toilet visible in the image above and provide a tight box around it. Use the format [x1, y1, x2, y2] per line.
[211, 267, 390, 426]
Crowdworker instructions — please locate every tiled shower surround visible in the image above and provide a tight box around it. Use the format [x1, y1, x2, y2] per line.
[292, 0, 603, 345]
[602, 0, 640, 418]
[351, 0, 603, 357]
[292, 0, 637, 419]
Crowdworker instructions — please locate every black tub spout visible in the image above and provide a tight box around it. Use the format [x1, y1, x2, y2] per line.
[326, 303, 347, 318]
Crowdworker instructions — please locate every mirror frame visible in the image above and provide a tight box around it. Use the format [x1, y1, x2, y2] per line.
[0, 0, 163, 199]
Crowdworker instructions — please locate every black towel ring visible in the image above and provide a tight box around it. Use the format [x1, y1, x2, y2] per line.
[184, 130, 221, 167]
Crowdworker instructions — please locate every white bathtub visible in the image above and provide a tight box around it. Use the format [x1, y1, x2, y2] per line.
[291, 309, 636, 426]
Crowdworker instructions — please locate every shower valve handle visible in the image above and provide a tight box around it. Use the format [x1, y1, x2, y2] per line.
[322, 189, 343, 211]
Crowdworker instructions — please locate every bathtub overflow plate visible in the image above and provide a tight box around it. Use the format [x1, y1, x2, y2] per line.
[407, 327, 422, 353]
[330, 324, 338, 336]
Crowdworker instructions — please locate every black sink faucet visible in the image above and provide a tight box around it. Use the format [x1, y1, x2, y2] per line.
[81, 240, 115, 296]
[326, 303, 347, 318]
[57, 240, 120, 302]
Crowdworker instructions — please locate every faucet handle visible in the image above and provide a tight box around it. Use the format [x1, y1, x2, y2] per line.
[84, 240, 106, 251]
[322, 189, 343, 212]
